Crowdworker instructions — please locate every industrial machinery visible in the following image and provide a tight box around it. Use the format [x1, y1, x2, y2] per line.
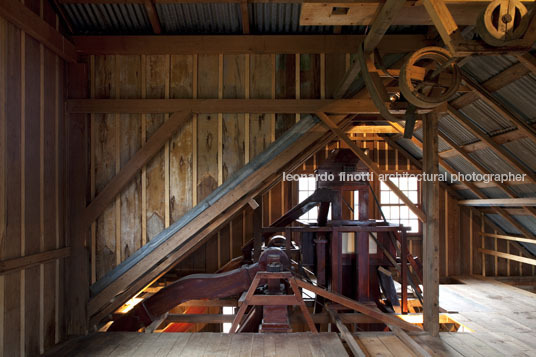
[108, 149, 421, 334]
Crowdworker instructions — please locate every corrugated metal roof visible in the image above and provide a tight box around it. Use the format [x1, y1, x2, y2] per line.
[250, 3, 332, 34]
[456, 189, 479, 199]
[444, 155, 484, 176]
[479, 187, 509, 199]
[502, 138, 536, 172]
[509, 183, 536, 198]
[459, 99, 516, 136]
[413, 128, 451, 153]
[469, 148, 522, 176]
[485, 213, 521, 235]
[438, 113, 479, 146]
[62, 3, 152, 35]
[461, 55, 519, 83]
[494, 75, 536, 125]
[156, 3, 242, 34]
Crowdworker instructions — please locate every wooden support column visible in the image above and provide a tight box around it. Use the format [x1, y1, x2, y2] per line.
[422, 112, 439, 337]
[253, 195, 262, 261]
[65, 63, 89, 335]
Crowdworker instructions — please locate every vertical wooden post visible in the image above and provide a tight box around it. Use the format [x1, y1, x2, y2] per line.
[65, 63, 89, 335]
[253, 195, 262, 261]
[481, 212, 486, 277]
[422, 112, 439, 337]
[401, 229, 408, 314]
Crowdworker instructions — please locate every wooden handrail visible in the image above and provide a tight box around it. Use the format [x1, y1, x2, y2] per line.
[478, 248, 536, 267]
[479, 232, 536, 244]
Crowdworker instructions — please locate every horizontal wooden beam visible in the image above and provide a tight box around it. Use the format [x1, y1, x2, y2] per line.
[480, 232, 536, 244]
[67, 98, 386, 114]
[58, 0, 536, 3]
[348, 125, 399, 134]
[459, 198, 536, 207]
[479, 248, 536, 266]
[72, 35, 429, 55]
[0, 0, 77, 62]
[164, 312, 380, 324]
[0, 247, 71, 274]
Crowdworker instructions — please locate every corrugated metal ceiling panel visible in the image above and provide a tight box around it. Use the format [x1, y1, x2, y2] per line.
[485, 213, 521, 235]
[62, 3, 151, 34]
[469, 148, 522, 176]
[461, 55, 519, 83]
[250, 3, 332, 34]
[438, 113, 479, 146]
[510, 183, 536, 198]
[459, 99, 516, 135]
[494, 75, 536, 125]
[156, 3, 242, 34]
[502, 138, 536, 172]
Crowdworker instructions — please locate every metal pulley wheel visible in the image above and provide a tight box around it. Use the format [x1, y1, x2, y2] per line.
[399, 47, 461, 109]
[476, 0, 530, 46]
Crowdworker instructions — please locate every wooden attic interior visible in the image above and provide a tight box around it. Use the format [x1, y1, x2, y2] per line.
[2, 0, 536, 355]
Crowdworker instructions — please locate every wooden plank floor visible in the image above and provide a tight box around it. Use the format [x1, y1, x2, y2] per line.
[45, 276, 535, 356]
[354, 275, 536, 357]
[44, 332, 348, 357]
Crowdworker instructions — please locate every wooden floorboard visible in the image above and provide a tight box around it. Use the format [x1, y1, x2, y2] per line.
[44, 276, 535, 356]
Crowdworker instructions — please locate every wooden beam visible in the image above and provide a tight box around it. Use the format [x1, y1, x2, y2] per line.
[56, 0, 536, 4]
[240, 0, 250, 34]
[316, 112, 426, 222]
[0, 248, 71, 274]
[332, 0, 406, 98]
[67, 98, 390, 114]
[447, 105, 536, 185]
[422, 111, 439, 337]
[480, 232, 536, 244]
[326, 307, 368, 357]
[295, 279, 422, 332]
[422, 0, 459, 53]
[363, 0, 407, 52]
[348, 125, 398, 134]
[72, 35, 428, 55]
[479, 248, 536, 266]
[143, 0, 162, 34]
[516, 53, 536, 74]
[0, 0, 77, 62]
[459, 198, 536, 207]
[83, 111, 192, 227]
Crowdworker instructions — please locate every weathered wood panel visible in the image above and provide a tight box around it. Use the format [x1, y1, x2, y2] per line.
[197, 55, 219, 202]
[169, 55, 193, 223]
[94, 56, 117, 279]
[145, 55, 166, 241]
[119, 55, 142, 261]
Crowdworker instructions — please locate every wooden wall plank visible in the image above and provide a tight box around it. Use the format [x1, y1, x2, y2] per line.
[0, 15, 6, 355]
[24, 34, 42, 357]
[223, 54, 245, 183]
[42, 46, 57, 351]
[145, 55, 166, 241]
[118, 55, 142, 261]
[3, 21, 22, 357]
[249, 54, 271, 161]
[170, 55, 193, 223]
[94, 55, 117, 279]
[197, 55, 219, 202]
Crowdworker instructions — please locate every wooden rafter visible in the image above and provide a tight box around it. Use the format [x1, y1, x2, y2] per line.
[316, 112, 427, 222]
[72, 35, 428, 55]
[0, 0, 77, 62]
[516, 52, 536, 74]
[240, 0, 250, 34]
[462, 74, 536, 143]
[144, 0, 162, 34]
[333, 0, 407, 98]
[459, 198, 536, 207]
